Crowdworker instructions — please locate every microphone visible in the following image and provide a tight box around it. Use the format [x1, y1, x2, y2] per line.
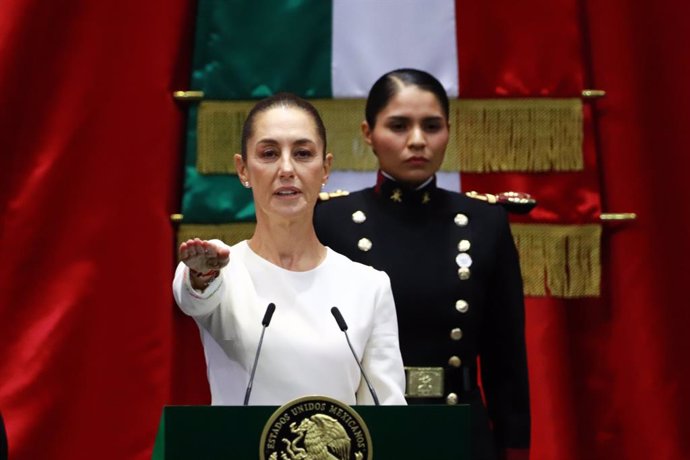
[244, 302, 276, 406]
[330, 306, 380, 406]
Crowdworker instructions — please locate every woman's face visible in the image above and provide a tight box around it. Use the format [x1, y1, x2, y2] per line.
[363, 85, 449, 186]
[235, 106, 332, 222]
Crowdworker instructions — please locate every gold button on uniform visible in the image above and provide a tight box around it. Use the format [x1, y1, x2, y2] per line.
[352, 210, 366, 223]
[454, 213, 469, 227]
[357, 238, 372, 252]
[456, 300, 469, 313]
[457, 239, 471, 252]
[458, 267, 471, 280]
[450, 328, 463, 341]
[446, 393, 459, 405]
[448, 356, 462, 367]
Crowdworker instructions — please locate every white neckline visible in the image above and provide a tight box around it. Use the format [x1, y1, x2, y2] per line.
[241, 240, 331, 275]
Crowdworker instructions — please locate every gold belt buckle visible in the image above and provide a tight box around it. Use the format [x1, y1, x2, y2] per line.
[404, 367, 444, 398]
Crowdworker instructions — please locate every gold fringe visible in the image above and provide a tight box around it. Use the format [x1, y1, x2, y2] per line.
[176, 222, 256, 258]
[313, 99, 376, 170]
[176, 221, 599, 298]
[452, 99, 583, 172]
[195, 98, 583, 174]
[511, 223, 601, 298]
[196, 101, 256, 174]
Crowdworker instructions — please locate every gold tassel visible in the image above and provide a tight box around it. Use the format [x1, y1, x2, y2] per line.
[312, 99, 376, 170]
[196, 101, 255, 174]
[452, 99, 583, 172]
[195, 98, 583, 174]
[511, 223, 601, 297]
[176, 222, 256, 258]
[176, 222, 599, 298]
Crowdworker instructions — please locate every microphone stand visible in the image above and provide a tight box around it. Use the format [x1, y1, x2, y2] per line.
[331, 307, 380, 406]
[243, 303, 276, 406]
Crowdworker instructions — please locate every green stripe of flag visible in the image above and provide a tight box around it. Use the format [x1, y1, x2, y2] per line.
[192, 0, 333, 99]
[183, 0, 333, 222]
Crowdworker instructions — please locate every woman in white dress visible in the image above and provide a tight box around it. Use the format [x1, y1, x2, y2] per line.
[172, 93, 406, 406]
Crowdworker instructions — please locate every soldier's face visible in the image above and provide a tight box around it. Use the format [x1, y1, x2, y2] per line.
[235, 106, 332, 222]
[363, 86, 449, 187]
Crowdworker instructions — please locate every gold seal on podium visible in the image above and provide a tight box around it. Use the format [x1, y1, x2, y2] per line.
[260, 395, 372, 460]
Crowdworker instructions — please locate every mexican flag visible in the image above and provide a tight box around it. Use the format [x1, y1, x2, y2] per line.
[181, 0, 463, 224]
[179, 0, 600, 298]
[195, 0, 460, 99]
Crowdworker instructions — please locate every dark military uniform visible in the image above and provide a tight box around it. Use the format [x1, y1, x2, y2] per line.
[314, 175, 530, 460]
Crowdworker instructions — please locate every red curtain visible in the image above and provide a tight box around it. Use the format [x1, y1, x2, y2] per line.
[0, 1, 203, 459]
[1, 1, 689, 459]
[587, 0, 690, 458]
[456, 0, 690, 459]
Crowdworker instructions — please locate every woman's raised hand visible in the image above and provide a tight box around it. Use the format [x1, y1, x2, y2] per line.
[178, 238, 230, 273]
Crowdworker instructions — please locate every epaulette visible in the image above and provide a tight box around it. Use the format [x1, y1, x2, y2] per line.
[318, 189, 350, 201]
[465, 190, 537, 214]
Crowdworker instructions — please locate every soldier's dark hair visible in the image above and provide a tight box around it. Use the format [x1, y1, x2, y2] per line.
[240, 92, 327, 160]
[365, 68, 450, 128]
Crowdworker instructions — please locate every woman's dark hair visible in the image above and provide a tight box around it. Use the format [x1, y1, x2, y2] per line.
[240, 92, 327, 160]
[365, 68, 450, 128]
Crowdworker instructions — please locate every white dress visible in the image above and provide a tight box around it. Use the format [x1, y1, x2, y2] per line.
[172, 240, 406, 406]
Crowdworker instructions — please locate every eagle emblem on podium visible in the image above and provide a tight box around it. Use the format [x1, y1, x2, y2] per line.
[261, 396, 372, 460]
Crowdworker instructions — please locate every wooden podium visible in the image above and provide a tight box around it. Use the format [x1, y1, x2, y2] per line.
[152, 404, 470, 459]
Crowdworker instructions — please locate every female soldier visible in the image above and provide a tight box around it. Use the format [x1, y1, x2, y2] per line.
[314, 69, 530, 459]
[173, 93, 406, 406]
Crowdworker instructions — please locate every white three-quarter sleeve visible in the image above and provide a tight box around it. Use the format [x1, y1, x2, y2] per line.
[357, 271, 407, 405]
